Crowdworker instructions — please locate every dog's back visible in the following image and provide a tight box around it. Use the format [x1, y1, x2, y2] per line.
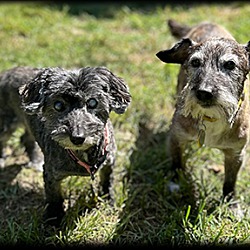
[168, 19, 234, 42]
[0, 66, 39, 146]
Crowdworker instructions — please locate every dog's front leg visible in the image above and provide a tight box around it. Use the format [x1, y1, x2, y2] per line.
[167, 132, 186, 177]
[99, 163, 112, 199]
[167, 132, 187, 193]
[43, 165, 65, 226]
[223, 148, 245, 201]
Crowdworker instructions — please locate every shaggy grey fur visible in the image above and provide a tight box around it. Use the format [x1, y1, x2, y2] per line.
[0, 66, 131, 226]
[156, 20, 250, 202]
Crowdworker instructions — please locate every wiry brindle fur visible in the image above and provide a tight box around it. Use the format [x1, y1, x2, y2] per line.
[156, 20, 250, 203]
[0, 66, 131, 226]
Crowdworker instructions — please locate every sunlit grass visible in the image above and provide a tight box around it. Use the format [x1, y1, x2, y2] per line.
[0, 1, 250, 247]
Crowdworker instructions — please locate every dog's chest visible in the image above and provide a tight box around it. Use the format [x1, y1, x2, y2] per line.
[198, 120, 227, 147]
[197, 119, 243, 149]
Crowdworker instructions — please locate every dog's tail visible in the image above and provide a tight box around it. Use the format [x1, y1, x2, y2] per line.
[167, 19, 192, 39]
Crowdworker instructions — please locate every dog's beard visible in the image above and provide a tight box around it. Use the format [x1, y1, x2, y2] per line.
[51, 126, 102, 150]
[180, 87, 239, 126]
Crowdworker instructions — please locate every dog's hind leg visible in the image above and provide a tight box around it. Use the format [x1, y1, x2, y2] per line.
[0, 114, 18, 167]
[21, 129, 44, 171]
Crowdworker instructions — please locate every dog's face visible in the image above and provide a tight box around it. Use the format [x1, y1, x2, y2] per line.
[19, 67, 131, 150]
[156, 38, 250, 125]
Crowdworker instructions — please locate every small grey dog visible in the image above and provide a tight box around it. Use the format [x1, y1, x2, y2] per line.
[156, 20, 250, 202]
[0, 66, 131, 225]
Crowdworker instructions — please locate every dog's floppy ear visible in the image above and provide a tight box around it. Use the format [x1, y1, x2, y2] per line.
[79, 67, 131, 114]
[245, 41, 250, 52]
[19, 69, 48, 115]
[156, 38, 196, 64]
[106, 69, 131, 114]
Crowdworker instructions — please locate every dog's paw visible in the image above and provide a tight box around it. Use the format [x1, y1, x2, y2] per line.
[168, 181, 180, 193]
[43, 204, 65, 227]
[27, 160, 44, 172]
[228, 201, 245, 220]
[0, 158, 5, 168]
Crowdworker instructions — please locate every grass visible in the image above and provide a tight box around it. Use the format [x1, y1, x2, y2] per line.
[0, 1, 250, 247]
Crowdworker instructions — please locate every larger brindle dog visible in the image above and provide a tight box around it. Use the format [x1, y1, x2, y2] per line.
[156, 20, 250, 205]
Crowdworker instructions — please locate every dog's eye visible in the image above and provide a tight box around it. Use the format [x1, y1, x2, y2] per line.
[224, 60, 236, 70]
[190, 58, 201, 68]
[54, 101, 65, 112]
[87, 98, 98, 109]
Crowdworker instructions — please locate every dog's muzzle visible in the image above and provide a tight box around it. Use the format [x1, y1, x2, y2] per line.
[70, 135, 85, 145]
[66, 123, 110, 180]
[195, 88, 215, 107]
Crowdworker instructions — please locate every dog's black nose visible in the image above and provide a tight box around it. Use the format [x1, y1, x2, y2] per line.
[196, 90, 214, 102]
[70, 136, 85, 145]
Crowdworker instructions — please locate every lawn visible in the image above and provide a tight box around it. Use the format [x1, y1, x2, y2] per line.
[0, 1, 250, 247]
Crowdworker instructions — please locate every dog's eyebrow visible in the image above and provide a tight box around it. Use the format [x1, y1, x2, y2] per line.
[77, 78, 109, 93]
[61, 93, 78, 101]
[220, 53, 239, 62]
[59, 90, 86, 103]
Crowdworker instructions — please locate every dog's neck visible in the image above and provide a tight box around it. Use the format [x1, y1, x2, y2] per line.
[66, 124, 109, 180]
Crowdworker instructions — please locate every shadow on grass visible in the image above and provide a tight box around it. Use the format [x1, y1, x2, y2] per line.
[0, 164, 22, 189]
[0, 163, 46, 245]
[0, 163, 98, 244]
[51, 1, 168, 18]
[49, 1, 233, 19]
[111, 116, 213, 246]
